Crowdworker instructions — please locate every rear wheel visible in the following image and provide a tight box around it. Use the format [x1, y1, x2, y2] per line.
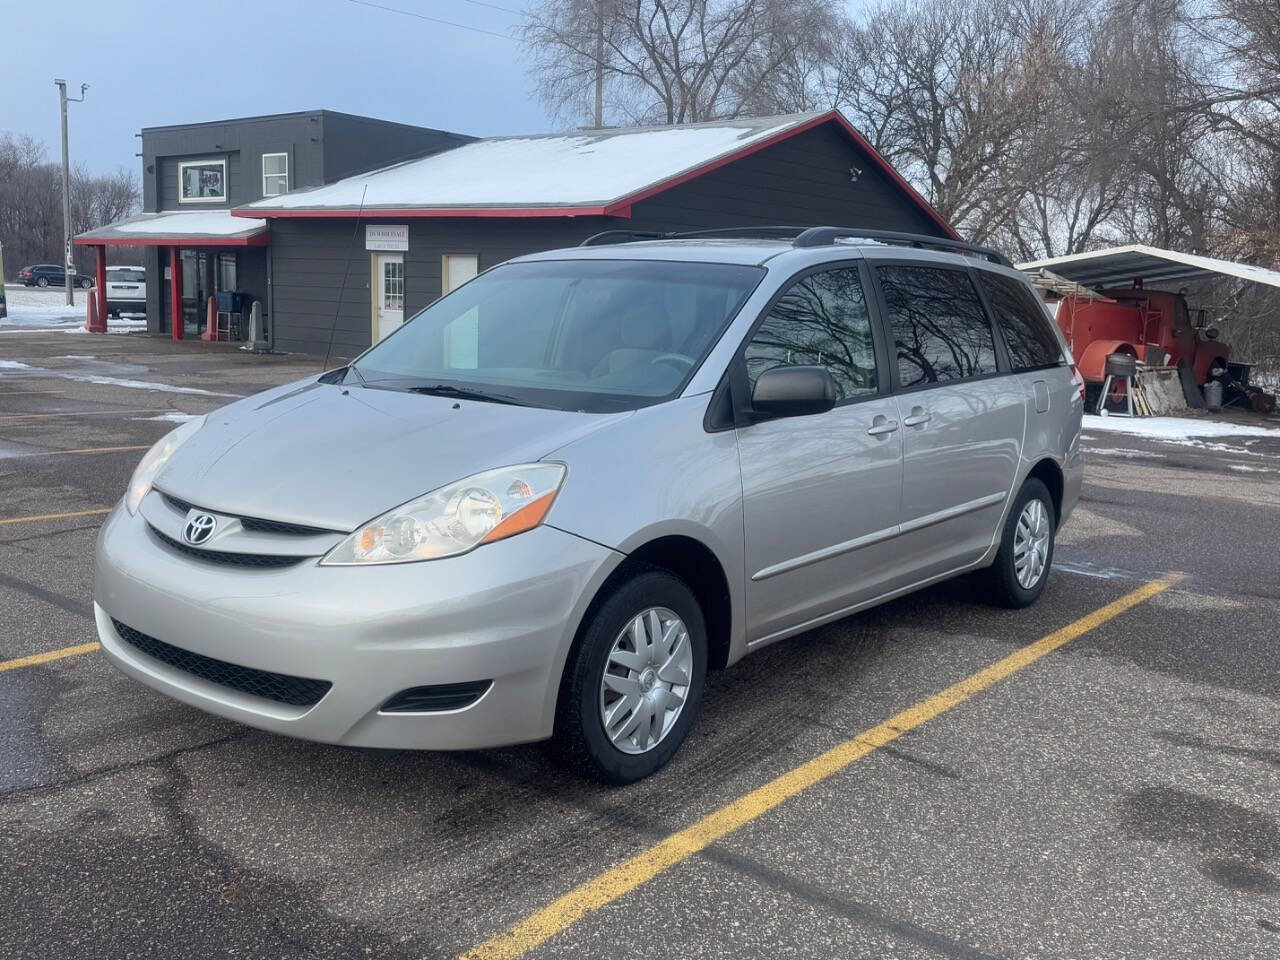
[983, 477, 1055, 608]
[79, 277, 92, 289]
[556, 570, 706, 784]
[36, 277, 49, 288]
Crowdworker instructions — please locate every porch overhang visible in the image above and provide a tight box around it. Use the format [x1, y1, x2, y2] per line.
[74, 210, 269, 247]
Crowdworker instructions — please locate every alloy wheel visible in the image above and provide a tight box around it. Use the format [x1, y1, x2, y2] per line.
[599, 606, 693, 755]
[1013, 498, 1051, 589]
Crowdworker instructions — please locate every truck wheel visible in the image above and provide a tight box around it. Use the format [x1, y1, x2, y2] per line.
[983, 478, 1056, 608]
[556, 569, 706, 784]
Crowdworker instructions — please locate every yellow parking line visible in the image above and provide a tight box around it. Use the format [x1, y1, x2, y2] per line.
[14, 444, 150, 458]
[461, 572, 1186, 960]
[0, 642, 100, 673]
[0, 507, 112, 526]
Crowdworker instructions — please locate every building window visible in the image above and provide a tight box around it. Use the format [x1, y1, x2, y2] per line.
[178, 159, 227, 203]
[262, 153, 289, 197]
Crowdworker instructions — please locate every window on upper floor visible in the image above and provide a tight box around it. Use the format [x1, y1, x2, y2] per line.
[178, 159, 227, 203]
[262, 153, 289, 197]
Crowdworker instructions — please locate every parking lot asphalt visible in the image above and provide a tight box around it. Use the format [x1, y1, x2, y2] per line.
[2, 330, 1278, 959]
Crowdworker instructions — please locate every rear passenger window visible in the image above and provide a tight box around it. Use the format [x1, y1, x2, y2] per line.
[977, 272, 1063, 370]
[876, 266, 998, 387]
[744, 267, 877, 403]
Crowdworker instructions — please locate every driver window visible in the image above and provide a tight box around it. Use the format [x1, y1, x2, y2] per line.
[744, 267, 878, 402]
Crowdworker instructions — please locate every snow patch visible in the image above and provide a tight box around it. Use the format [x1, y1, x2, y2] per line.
[1082, 414, 1280, 440]
[133, 411, 202, 423]
[64, 373, 238, 397]
[1082, 446, 1164, 459]
[0, 360, 32, 370]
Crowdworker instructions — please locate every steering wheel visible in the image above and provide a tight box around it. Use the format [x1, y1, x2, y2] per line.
[650, 353, 694, 372]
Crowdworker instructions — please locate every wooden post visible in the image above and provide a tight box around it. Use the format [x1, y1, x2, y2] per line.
[92, 245, 107, 332]
[170, 246, 183, 341]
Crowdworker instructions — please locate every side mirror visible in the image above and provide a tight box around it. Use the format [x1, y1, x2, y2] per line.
[750, 365, 836, 419]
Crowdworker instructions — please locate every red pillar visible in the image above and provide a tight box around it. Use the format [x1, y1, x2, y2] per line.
[170, 246, 183, 341]
[92, 245, 107, 332]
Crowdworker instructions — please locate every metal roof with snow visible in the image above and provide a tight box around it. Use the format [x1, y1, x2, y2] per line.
[75, 210, 269, 247]
[1018, 244, 1280, 291]
[234, 110, 956, 237]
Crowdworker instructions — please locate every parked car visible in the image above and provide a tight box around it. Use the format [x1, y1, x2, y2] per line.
[105, 265, 147, 316]
[94, 227, 1083, 784]
[19, 263, 94, 288]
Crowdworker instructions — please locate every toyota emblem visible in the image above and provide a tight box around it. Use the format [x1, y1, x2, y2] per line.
[183, 512, 217, 545]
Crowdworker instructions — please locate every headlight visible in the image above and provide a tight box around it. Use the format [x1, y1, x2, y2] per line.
[322, 463, 567, 565]
[124, 415, 207, 515]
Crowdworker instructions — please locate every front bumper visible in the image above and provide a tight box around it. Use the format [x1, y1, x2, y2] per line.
[94, 502, 622, 749]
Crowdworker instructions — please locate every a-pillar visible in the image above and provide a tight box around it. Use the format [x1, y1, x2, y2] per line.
[92, 245, 107, 332]
[169, 246, 183, 341]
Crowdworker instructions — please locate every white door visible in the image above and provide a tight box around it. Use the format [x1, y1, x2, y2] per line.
[441, 254, 481, 367]
[374, 253, 405, 343]
[442, 253, 478, 294]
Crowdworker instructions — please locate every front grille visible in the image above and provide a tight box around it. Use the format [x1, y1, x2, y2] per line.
[381, 681, 493, 713]
[162, 492, 336, 537]
[150, 526, 305, 569]
[112, 619, 332, 707]
[239, 516, 335, 537]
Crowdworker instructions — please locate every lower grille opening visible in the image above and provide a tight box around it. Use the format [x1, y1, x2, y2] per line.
[381, 681, 492, 713]
[112, 619, 332, 708]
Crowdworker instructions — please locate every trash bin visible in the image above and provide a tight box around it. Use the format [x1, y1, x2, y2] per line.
[1203, 379, 1223, 411]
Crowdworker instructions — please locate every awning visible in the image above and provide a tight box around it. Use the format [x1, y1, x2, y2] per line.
[75, 210, 269, 247]
[1018, 244, 1280, 291]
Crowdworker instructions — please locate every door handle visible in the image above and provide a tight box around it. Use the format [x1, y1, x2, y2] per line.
[903, 406, 932, 427]
[866, 419, 900, 436]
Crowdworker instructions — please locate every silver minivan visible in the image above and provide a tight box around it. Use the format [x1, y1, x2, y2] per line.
[96, 228, 1083, 783]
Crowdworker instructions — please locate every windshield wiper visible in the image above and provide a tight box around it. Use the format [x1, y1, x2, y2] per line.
[402, 383, 533, 406]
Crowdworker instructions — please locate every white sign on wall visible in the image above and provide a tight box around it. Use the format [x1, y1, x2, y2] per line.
[365, 224, 409, 252]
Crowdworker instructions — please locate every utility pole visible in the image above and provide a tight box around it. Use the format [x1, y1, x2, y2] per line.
[54, 79, 88, 307]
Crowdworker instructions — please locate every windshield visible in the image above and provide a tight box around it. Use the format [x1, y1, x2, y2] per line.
[352, 258, 763, 412]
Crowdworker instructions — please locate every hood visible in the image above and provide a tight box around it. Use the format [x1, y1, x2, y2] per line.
[155, 379, 627, 530]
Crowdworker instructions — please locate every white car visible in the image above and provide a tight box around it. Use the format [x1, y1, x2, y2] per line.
[105, 266, 147, 317]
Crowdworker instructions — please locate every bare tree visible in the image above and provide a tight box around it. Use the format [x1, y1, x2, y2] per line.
[0, 132, 140, 275]
[522, 0, 842, 126]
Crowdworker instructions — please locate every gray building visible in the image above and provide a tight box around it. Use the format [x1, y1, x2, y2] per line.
[79, 109, 956, 358]
[76, 110, 471, 339]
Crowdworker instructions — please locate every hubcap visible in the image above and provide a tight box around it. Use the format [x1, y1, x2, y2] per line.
[1013, 498, 1051, 589]
[599, 606, 692, 755]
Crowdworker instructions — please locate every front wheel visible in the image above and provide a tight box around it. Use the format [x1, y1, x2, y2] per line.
[556, 570, 706, 784]
[36, 277, 49, 288]
[79, 278, 93, 289]
[982, 477, 1056, 608]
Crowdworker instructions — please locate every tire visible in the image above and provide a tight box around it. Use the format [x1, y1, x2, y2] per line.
[79, 278, 92, 289]
[982, 477, 1056, 608]
[556, 569, 707, 784]
[36, 277, 49, 288]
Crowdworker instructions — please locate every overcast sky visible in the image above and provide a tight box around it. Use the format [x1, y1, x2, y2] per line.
[6, 0, 546, 173]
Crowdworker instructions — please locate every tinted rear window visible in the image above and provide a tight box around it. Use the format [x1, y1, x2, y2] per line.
[977, 271, 1063, 370]
[876, 265, 998, 387]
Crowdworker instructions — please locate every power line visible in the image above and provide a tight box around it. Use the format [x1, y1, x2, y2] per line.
[342, 0, 519, 40]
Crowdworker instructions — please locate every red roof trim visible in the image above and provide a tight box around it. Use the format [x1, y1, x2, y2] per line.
[233, 111, 957, 238]
[74, 231, 270, 247]
[231, 205, 617, 220]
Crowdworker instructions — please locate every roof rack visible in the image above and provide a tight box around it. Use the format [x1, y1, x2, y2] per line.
[578, 225, 1013, 267]
[791, 227, 1011, 266]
